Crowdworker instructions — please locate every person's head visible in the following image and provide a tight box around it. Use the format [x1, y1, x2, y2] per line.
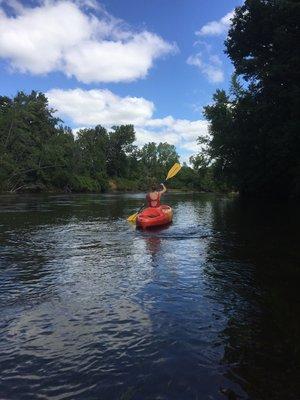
[150, 184, 161, 192]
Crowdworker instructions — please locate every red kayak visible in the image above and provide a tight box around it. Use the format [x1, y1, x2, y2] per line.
[136, 205, 173, 229]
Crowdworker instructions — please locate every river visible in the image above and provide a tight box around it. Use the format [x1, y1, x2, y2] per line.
[0, 193, 299, 400]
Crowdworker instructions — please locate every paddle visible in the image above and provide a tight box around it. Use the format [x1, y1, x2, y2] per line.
[127, 162, 181, 223]
[164, 162, 182, 182]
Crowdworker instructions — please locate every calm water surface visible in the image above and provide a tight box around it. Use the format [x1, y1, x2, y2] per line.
[0, 193, 299, 400]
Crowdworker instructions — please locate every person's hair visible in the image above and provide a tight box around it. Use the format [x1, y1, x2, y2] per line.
[150, 184, 161, 192]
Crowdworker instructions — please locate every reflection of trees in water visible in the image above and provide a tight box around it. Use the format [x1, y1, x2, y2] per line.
[0, 193, 138, 309]
[204, 197, 300, 400]
[0, 193, 136, 228]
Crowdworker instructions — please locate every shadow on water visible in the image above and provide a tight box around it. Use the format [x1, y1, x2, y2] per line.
[0, 193, 299, 400]
[203, 197, 300, 400]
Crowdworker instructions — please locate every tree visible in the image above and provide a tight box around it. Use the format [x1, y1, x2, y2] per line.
[203, 90, 236, 187]
[106, 125, 136, 177]
[0, 91, 67, 191]
[76, 126, 108, 176]
[0, 92, 218, 193]
[138, 142, 179, 183]
[202, 0, 300, 198]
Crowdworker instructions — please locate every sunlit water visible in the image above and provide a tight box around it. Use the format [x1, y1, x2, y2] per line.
[0, 193, 299, 400]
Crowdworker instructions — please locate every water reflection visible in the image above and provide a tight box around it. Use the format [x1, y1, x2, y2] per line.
[203, 197, 300, 400]
[0, 193, 299, 400]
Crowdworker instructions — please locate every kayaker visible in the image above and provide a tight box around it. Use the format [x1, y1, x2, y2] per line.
[146, 183, 166, 208]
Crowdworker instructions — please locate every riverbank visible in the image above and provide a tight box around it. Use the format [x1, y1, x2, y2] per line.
[0, 177, 232, 195]
[0, 187, 231, 196]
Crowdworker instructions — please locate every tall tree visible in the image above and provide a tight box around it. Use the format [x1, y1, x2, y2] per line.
[203, 0, 300, 198]
[106, 125, 136, 177]
[0, 91, 66, 191]
[139, 142, 179, 183]
[76, 126, 108, 178]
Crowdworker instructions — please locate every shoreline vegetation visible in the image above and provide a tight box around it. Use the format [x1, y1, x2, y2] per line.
[0, 91, 228, 196]
[1, 1, 299, 200]
[0, 186, 237, 195]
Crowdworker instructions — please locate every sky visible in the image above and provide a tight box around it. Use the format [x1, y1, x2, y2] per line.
[0, 0, 244, 163]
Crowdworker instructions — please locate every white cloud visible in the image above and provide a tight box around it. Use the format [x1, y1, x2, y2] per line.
[187, 53, 224, 83]
[46, 88, 209, 160]
[144, 117, 208, 141]
[63, 32, 174, 83]
[0, 1, 176, 82]
[135, 117, 208, 150]
[46, 88, 154, 125]
[187, 10, 232, 83]
[196, 11, 234, 36]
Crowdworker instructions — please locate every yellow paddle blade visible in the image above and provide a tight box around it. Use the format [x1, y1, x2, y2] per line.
[127, 212, 138, 223]
[166, 163, 181, 180]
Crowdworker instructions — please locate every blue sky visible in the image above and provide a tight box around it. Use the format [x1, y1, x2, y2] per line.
[0, 0, 243, 162]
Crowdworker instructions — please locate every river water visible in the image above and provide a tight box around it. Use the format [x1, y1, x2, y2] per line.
[0, 193, 299, 400]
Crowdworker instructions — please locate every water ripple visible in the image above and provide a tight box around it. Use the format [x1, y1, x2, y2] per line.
[0, 193, 299, 400]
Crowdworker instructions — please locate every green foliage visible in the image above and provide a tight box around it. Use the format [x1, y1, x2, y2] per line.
[0, 91, 221, 194]
[70, 175, 102, 192]
[106, 125, 136, 177]
[75, 126, 108, 180]
[137, 142, 180, 184]
[0, 91, 69, 192]
[113, 178, 141, 192]
[202, 0, 300, 199]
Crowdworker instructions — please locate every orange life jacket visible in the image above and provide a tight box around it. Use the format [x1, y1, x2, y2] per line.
[146, 192, 161, 208]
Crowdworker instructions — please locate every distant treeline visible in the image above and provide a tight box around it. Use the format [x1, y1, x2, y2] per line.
[0, 91, 217, 193]
[204, 0, 300, 199]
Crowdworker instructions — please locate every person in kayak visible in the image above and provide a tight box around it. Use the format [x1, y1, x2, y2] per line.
[146, 183, 167, 208]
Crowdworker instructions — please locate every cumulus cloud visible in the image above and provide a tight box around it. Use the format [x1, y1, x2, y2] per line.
[196, 11, 234, 36]
[136, 116, 208, 153]
[46, 88, 154, 125]
[0, 0, 176, 82]
[46, 88, 209, 160]
[186, 10, 234, 83]
[187, 53, 224, 83]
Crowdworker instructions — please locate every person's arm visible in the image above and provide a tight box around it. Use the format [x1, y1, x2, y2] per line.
[159, 183, 167, 194]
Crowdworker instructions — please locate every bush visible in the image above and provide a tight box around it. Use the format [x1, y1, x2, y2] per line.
[70, 175, 102, 192]
[113, 178, 140, 191]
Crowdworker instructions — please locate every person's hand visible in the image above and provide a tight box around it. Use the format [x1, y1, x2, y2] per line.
[160, 183, 167, 192]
